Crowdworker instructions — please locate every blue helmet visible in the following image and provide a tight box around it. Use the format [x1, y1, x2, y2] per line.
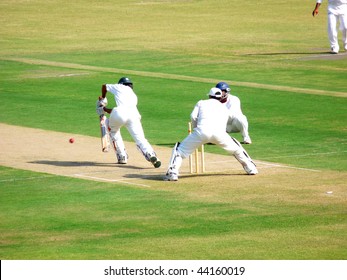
[215, 82, 231, 93]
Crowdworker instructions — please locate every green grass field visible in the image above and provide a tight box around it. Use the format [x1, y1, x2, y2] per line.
[0, 0, 346, 260]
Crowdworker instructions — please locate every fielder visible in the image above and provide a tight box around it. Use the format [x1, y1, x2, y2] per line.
[164, 87, 258, 181]
[312, 0, 347, 54]
[215, 81, 252, 144]
[96, 77, 161, 168]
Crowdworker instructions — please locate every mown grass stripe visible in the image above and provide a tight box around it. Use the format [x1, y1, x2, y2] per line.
[3, 57, 347, 98]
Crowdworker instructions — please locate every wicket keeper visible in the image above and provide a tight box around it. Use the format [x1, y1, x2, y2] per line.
[164, 87, 258, 181]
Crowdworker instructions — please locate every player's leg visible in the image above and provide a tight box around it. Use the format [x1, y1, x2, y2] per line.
[233, 115, 252, 144]
[164, 142, 182, 181]
[226, 117, 252, 144]
[340, 13, 347, 50]
[109, 130, 128, 164]
[214, 133, 258, 175]
[328, 12, 339, 53]
[164, 132, 204, 181]
[126, 118, 161, 168]
[108, 109, 128, 164]
[100, 115, 111, 152]
[233, 150, 258, 175]
[226, 120, 240, 133]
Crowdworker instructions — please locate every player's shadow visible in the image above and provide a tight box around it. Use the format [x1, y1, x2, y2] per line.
[124, 172, 246, 181]
[29, 160, 110, 167]
[29, 160, 146, 170]
[124, 173, 165, 181]
[242, 51, 330, 56]
[179, 172, 247, 179]
[242, 51, 347, 60]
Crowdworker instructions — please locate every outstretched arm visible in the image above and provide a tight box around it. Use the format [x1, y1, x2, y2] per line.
[312, 2, 321, 17]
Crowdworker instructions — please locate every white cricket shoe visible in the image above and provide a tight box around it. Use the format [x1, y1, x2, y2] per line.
[330, 47, 339, 54]
[243, 164, 258, 175]
[164, 171, 178, 181]
[150, 156, 161, 168]
[241, 137, 252, 145]
[117, 154, 128, 164]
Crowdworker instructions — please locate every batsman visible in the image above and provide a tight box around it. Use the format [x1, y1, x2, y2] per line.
[96, 77, 161, 168]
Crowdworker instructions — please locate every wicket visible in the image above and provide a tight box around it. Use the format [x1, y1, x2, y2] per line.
[188, 122, 205, 174]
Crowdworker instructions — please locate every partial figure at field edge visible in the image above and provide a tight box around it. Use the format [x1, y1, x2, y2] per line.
[312, 0, 347, 54]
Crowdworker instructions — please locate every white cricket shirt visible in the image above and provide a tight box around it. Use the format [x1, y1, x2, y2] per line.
[190, 99, 232, 132]
[105, 84, 138, 108]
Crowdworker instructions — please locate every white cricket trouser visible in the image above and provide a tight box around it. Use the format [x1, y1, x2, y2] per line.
[327, 6, 347, 50]
[226, 114, 250, 140]
[178, 128, 239, 158]
[174, 127, 255, 173]
[108, 106, 155, 159]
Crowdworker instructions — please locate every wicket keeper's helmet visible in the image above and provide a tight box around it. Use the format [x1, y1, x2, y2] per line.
[118, 77, 133, 88]
[215, 82, 231, 93]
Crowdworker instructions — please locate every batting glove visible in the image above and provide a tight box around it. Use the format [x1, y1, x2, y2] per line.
[96, 105, 105, 116]
[98, 97, 108, 107]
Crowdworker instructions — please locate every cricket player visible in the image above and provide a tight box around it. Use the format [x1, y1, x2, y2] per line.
[312, 0, 347, 54]
[164, 87, 258, 181]
[96, 77, 161, 168]
[216, 81, 252, 144]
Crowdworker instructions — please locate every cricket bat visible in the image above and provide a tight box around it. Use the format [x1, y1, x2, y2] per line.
[100, 114, 110, 152]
